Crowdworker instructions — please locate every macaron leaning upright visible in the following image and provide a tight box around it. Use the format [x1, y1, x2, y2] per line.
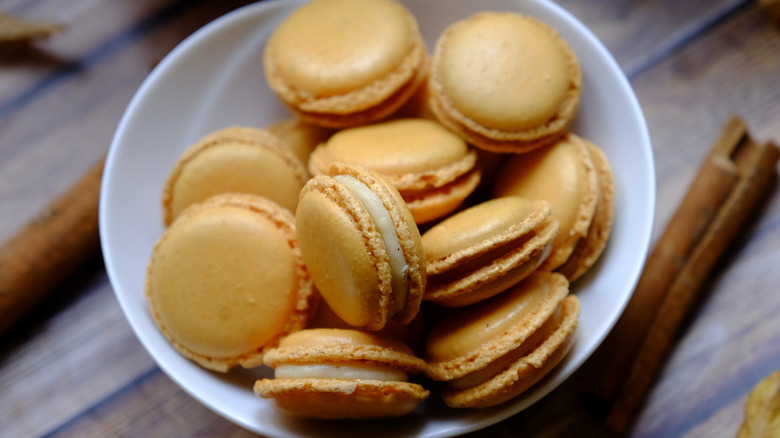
[422, 196, 559, 307]
[146, 193, 317, 372]
[428, 11, 581, 153]
[492, 133, 614, 281]
[255, 328, 429, 419]
[425, 272, 579, 409]
[162, 126, 308, 226]
[309, 118, 481, 224]
[263, 0, 429, 128]
[295, 163, 426, 331]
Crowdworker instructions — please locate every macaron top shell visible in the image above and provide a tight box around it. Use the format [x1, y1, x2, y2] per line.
[492, 133, 598, 271]
[267, 0, 415, 96]
[423, 196, 551, 273]
[437, 13, 572, 131]
[264, 0, 426, 115]
[263, 328, 425, 372]
[425, 272, 569, 379]
[146, 194, 315, 372]
[162, 126, 308, 225]
[428, 11, 581, 152]
[295, 164, 425, 330]
[309, 118, 476, 191]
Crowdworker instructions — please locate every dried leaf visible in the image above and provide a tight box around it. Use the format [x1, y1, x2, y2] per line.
[738, 370, 780, 438]
[0, 11, 61, 42]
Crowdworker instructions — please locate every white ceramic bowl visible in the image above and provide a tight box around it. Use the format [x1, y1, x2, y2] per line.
[99, 0, 655, 436]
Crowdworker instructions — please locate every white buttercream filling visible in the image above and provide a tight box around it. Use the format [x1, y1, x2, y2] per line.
[275, 363, 408, 382]
[334, 175, 409, 315]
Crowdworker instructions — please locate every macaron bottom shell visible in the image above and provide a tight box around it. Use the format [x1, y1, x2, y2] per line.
[254, 378, 429, 419]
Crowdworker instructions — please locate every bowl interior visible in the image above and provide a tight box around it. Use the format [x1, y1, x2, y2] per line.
[99, 1, 655, 437]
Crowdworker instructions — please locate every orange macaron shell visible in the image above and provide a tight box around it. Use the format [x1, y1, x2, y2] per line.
[308, 118, 481, 223]
[556, 143, 615, 281]
[263, 0, 429, 128]
[424, 272, 578, 408]
[161, 126, 308, 226]
[254, 328, 429, 419]
[422, 197, 559, 307]
[146, 193, 316, 372]
[428, 11, 581, 153]
[295, 164, 426, 331]
[492, 132, 599, 272]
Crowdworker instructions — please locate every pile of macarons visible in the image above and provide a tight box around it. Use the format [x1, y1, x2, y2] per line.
[144, 0, 615, 420]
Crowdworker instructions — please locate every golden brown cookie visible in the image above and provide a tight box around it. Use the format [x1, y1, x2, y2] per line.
[162, 126, 308, 225]
[263, 0, 429, 128]
[309, 118, 481, 223]
[422, 197, 559, 307]
[556, 143, 615, 281]
[146, 193, 316, 372]
[254, 328, 429, 419]
[425, 272, 578, 408]
[428, 11, 581, 153]
[492, 133, 600, 273]
[296, 163, 426, 331]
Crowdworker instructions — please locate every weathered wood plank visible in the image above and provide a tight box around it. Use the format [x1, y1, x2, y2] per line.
[556, 0, 751, 76]
[0, 264, 156, 438]
[46, 368, 255, 438]
[0, 0, 255, 243]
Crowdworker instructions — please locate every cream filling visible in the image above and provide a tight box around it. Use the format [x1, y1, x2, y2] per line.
[275, 363, 408, 382]
[334, 175, 409, 316]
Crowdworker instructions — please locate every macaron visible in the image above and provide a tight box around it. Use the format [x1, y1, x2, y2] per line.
[254, 328, 429, 419]
[309, 118, 481, 224]
[267, 118, 335, 165]
[295, 163, 426, 331]
[492, 133, 601, 276]
[428, 11, 581, 153]
[556, 143, 615, 281]
[146, 193, 316, 372]
[422, 197, 559, 307]
[162, 126, 308, 226]
[263, 0, 429, 128]
[424, 272, 579, 408]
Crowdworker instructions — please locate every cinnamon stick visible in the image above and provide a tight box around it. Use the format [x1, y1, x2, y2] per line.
[0, 158, 104, 335]
[759, 0, 780, 23]
[579, 116, 780, 434]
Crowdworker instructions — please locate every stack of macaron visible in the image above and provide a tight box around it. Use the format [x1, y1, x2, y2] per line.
[143, 0, 617, 421]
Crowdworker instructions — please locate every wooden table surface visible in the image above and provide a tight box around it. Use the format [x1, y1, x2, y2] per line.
[2, 0, 780, 437]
